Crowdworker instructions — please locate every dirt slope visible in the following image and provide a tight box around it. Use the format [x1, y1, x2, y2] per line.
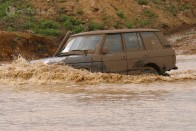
[29, 0, 196, 31]
[0, 31, 56, 61]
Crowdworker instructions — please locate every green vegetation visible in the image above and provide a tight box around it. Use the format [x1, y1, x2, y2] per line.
[88, 22, 105, 31]
[117, 11, 125, 19]
[7, 26, 15, 32]
[150, 0, 161, 4]
[180, 4, 193, 11]
[165, 4, 193, 16]
[23, 19, 36, 29]
[34, 19, 61, 36]
[59, 15, 82, 26]
[166, 5, 179, 15]
[117, 9, 157, 29]
[39, 19, 60, 29]
[59, 15, 84, 33]
[0, 0, 195, 37]
[72, 25, 85, 33]
[63, 20, 74, 30]
[144, 9, 157, 19]
[125, 22, 134, 29]
[24, 7, 36, 16]
[34, 28, 61, 36]
[77, 9, 84, 15]
[23, 19, 61, 36]
[135, 18, 150, 27]
[124, 9, 157, 28]
[0, 0, 12, 20]
[137, 0, 149, 5]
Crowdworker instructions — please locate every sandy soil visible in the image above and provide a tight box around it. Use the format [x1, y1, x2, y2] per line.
[168, 28, 196, 55]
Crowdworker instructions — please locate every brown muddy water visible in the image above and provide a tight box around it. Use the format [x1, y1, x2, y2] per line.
[0, 55, 196, 131]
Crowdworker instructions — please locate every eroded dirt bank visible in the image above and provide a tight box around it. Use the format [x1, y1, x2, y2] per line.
[0, 31, 57, 61]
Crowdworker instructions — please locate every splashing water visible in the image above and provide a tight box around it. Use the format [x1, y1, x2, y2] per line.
[0, 56, 195, 85]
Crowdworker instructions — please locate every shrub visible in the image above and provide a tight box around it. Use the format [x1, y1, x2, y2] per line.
[137, 0, 149, 5]
[58, 15, 71, 22]
[125, 22, 134, 29]
[77, 9, 84, 15]
[39, 19, 59, 29]
[166, 5, 179, 15]
[135, 18, 150, 27]
[70, 18, 82, 26]
[72, 26, 85, 33]
[117, 11, 125, 19]
[24, 7, 36, 16]
[23, 21, 37, 29]
[59, 15, 84, 32]
[88, 22, 105, 31]
[59, 15, 82, 25]
[144, 10, 157, 18]
[63, 20, 74, 30]
[34, 28, 61, 36]
[7, 26, 15, 32]
[151, 0, 161, 4]
[0, 1, 11, 19]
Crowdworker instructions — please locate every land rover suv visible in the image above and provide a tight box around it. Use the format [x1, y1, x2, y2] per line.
[40, 29, 178, 75]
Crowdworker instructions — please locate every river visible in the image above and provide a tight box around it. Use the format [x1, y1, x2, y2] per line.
[0, 55, 196, 131]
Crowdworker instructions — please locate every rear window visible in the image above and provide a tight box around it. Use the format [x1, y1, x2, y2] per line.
[140, 32, 163, 49]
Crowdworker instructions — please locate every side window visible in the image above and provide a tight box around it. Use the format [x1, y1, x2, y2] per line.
[140, 32, 163, 49]
[103, 34, 123, 53]
[124, 33, 140, 50]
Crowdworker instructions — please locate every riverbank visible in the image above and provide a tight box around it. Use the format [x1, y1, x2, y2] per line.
[0, 31, 57, 61]
[168, 27, 196, 55]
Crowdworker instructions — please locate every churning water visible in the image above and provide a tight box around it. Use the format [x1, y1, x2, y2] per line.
[0, 55, 196, 131]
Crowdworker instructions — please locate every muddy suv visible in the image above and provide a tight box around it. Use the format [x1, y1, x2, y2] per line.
[42, 29, 178, 75]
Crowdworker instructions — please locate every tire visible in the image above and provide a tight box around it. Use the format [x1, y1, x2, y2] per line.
[142, 66, 159, 75]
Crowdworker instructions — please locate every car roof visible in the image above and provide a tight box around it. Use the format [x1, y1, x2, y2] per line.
[71, 29, 160, 37]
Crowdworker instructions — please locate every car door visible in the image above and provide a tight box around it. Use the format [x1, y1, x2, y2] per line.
[140, 32, 175, 71]
[123, 33, 148, 74]
[101, 34, 127, 74]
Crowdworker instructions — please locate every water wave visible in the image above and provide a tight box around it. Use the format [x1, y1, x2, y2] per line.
[0, 57, 195, 85]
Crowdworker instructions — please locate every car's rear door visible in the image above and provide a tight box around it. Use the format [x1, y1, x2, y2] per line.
[101, 34, 127, 74]
[123, 32, 148, 74]
[140, 32, 175, 71]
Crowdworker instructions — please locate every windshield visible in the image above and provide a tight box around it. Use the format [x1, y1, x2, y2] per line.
[61, 35, 103, 53]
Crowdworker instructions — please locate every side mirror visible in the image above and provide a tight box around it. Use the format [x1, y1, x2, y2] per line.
[101, 48, 109, 54]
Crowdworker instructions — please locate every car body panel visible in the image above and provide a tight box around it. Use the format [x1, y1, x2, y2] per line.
[126, 50, 148, 74]
[101, 52, 127, 74]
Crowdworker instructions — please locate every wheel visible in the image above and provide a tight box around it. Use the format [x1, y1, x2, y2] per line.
[142, 66, 159, 75]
